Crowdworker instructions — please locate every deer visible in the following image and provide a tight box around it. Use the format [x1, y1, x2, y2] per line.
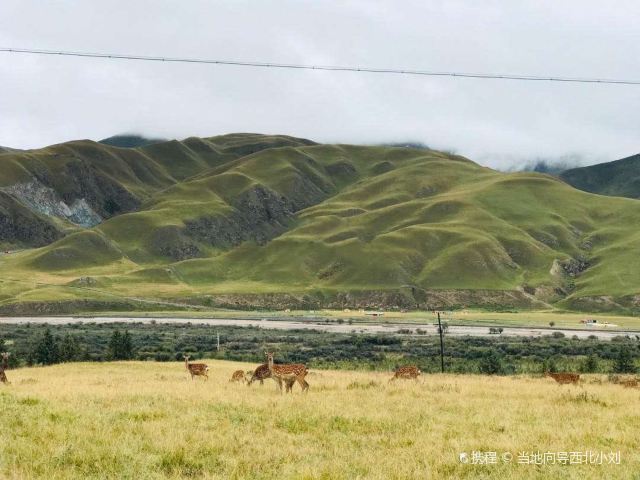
[544, 371, 580, 385]
[620, 378, 639, 388]
[0, 352, 9, 385]
[246, 364, 271, 386]
[389, 365, 421, 382]
[246, 363, 295, 391]
[265, 352, 309, 394]
[229, 370, 246, 383]
[183, 355, 209, 381]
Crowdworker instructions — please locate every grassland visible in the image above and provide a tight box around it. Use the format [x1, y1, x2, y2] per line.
[0, 360, 638, 479]
[2, 134, 640, 314]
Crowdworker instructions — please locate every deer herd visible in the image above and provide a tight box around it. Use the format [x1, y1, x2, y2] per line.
[0, 350, 637, 391]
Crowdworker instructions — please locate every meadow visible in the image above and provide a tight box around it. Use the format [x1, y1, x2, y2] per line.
[0, 360, 638, 479]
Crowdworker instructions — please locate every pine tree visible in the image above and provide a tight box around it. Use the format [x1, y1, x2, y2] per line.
[108, 330, 135, 360]
[33, 328, 60, 365]
[121, 331, 134, 360]
[108, 330, 122, 360]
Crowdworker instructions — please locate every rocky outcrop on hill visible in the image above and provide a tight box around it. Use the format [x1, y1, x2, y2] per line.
[3, 180, 102, 227]
[0, 192, 63, 247]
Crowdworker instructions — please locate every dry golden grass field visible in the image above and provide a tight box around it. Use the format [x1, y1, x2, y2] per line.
[0, 361, 638, 479]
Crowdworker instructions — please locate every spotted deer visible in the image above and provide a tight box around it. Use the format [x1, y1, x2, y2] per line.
[265, 352, 309, 394]
[246, 364, 271, 386]
[229, 370, 246, 383]
[0, 352, 9, 385]
[544, 372, 580, 385]
[246, 363, 295, 391]
[183, 355, 209, 381]
[389, 365, 421, 382]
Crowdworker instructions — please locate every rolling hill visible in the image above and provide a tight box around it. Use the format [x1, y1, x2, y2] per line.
[560, 153, 640, 199]
[1, 134, 640, 314]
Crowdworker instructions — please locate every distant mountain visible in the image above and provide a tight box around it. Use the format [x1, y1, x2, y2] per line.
[514, 157, 584, 177]
[0, 146, 20, 154]
[560, 153, 640, 199]
[98, 134, 167, 148]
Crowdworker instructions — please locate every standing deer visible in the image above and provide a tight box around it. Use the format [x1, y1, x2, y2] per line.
[229, 370, 246, 383]
[183, 355, 209, 381]
[265, 352, 309, 394]
[0, 352, 9, 385]
[544, 371, 580, 385]
[389, 365, 421, 382]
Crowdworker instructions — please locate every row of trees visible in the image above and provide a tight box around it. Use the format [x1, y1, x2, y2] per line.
[478, 348, 637, 375]
[29, 329, 135, 365]
[2, 322, 638, 374]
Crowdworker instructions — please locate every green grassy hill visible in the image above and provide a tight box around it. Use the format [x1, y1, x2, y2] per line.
[560, 153, 640, 199]
[1, 134, 639, 313]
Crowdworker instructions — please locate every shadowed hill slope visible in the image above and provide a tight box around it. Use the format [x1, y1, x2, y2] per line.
[560, 153, 640, 199]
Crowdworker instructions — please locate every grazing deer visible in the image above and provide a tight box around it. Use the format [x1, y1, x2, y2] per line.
[247, 364, 271, 386]
[229, 370, 246, 383]
[265, 352, 309, 394]
[183, 355, 209, 381]
[544, 371, 580, 385]
[0, 352, 9, 385]
[389, 365, 421, 382]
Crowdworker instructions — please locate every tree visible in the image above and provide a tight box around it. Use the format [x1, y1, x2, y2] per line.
[108, 331, 122, 360]
[59, 334, 81, 362]
[613, 348, 636, 374]
[582, 354, 599, 373]
[479, 350, 505, 375]
[121, 331, 134, 360]
[108, 330, 135, 360]
[33, 328, 60, 365]
[549, 321, 555, 328]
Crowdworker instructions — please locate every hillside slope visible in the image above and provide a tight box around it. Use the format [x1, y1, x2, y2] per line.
[561, 153, 640, 199]
[0, 133, 315, 243]
[1, 135, 639, 313]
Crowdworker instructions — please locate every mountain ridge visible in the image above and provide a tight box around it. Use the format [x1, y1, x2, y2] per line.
[1, 133, 639, 314]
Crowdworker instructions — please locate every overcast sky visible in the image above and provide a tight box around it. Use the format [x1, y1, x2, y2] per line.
[1, 1, 638, 169]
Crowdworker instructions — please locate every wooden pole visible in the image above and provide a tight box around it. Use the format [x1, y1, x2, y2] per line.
[437, 311, 445, 373]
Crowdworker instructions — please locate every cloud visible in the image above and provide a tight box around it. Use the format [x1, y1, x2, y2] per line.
[0, 0, 638, 169]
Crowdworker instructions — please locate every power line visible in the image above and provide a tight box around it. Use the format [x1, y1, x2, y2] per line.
[1, 47, 639, 86]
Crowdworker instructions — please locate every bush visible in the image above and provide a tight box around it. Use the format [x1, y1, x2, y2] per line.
[478, 350, 505, 375]
[582, 354, 599, 373]
[613, 348, 636, 374]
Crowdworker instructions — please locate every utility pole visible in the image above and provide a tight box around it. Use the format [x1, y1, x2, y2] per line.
[216, 332, 220, 352]
[437, 311, 445, 373]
